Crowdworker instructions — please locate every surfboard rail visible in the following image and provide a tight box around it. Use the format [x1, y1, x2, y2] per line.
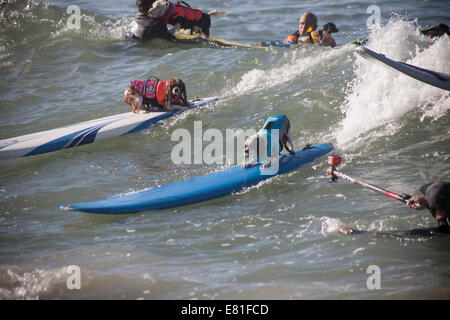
[356, 47, 450, 91]
[0, 97, 218, 159]
[61, 143, 333, 214]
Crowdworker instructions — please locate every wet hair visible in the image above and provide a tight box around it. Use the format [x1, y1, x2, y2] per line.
[302, 12, 318, 28]
[136, 0, 155, 13]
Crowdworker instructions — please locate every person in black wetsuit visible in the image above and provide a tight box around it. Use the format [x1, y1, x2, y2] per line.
[131, 0, 177, 41]
[406, 181, 450, 235]
[339, 181, 450, 236]
[130, 0, 208, 44]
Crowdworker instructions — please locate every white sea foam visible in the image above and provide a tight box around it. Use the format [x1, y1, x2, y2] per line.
[230, 45, 351, 97]
[0, 266, 67, 300]
[320, 216, 347, 235]
[336, 18, 450, 149]
[51, 15, 129, 41]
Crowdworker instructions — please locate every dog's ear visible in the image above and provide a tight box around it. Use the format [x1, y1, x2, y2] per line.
[178, 79, 187, 106]
[124, 86, 135, 110]
[163, 79, 174, 110]
[171, 78, 188, 106]
[126, 85, 146, 113]
[124, 87, 130, 103]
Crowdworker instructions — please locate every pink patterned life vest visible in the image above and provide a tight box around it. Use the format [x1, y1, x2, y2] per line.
[131, 79, 182, 107]
[131, 79, 158, 100]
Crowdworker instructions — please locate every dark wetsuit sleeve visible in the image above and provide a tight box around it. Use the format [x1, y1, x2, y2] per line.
[423, 181, 450, 217]
[422, 181, 450, 235]
[133, 13, 177, 41]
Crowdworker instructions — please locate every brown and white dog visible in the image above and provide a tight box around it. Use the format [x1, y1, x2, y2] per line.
[148, 0, 225, 36]
[124, 77, 188, 113]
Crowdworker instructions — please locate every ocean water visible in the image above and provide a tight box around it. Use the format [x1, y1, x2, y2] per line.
[0, 0, 449, 300]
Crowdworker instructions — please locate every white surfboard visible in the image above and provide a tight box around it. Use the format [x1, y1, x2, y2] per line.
[356, 47, 450, 91]
[0, 97, 218, 159]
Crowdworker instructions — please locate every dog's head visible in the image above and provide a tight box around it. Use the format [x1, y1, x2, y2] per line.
[163, 78, 187, 110]
[147, 0, 171, 18]
[137, 0, 155, 14]
[322, 22, 339, 34]
[124, 85, 144, 113]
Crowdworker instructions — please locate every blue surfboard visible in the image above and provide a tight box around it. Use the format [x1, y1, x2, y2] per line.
[260, 38, 367, 48]
[61, 143, 333, 214]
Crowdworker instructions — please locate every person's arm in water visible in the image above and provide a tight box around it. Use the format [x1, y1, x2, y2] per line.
[407, 196, 447, 220]
[408, 198, 449, 234]
[407, 181, 450, 234]
[285, 31, 299, 44]
[406, 196, 428, 210]
[133, 13, 175, 40]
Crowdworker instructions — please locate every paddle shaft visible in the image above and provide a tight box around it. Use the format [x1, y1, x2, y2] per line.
[329, 169, 411, 203]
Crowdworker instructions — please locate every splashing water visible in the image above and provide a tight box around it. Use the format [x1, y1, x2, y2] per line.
[0, 266, 68, 300]
[336, 18, 450, 149]
[320, 216, 347, 235]
[1, 1, 449, 300]
[231, 46, 352, 96]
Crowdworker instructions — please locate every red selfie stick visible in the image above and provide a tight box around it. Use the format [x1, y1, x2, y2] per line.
[327, 155, 411, 203]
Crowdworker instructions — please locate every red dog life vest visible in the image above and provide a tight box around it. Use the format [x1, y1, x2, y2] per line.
[131, 79, 165, 107]
[161, 1, 203, 26]
[131, 79, 182, 108]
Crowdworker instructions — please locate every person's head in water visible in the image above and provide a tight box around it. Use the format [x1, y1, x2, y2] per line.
[421, 23, 450, 38]
[136, 0, 155, 14]
[298, 12, 318, 36]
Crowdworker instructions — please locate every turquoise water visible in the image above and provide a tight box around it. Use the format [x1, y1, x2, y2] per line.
[0, 0, 449, 299]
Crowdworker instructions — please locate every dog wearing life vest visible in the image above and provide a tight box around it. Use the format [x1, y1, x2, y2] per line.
[242, 115, 295, 169]
[124, 77, 188, 113]
[148, 0, 225, 36]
